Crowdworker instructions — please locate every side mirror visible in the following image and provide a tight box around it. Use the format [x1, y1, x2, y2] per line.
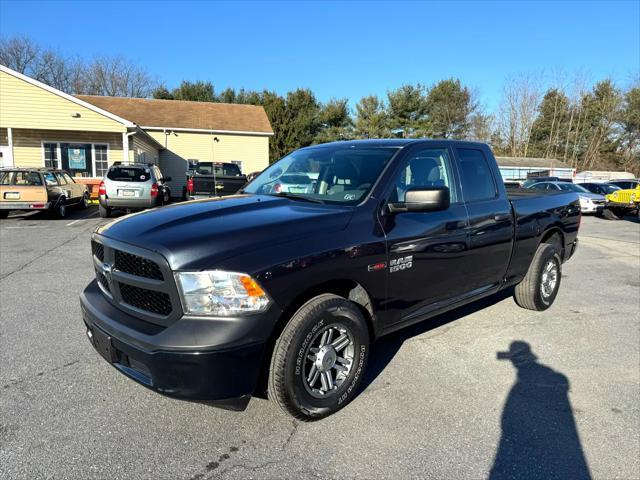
[388, 187, 450, 213]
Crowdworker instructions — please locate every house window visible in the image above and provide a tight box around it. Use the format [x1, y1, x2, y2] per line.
[43, 143, 59, 168]
[94, 145, 109, 177]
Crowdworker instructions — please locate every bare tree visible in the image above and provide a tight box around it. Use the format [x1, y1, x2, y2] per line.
[0, 36, 40, 74]
[79, 56, 155, 97]
[497, 73, 542, 157]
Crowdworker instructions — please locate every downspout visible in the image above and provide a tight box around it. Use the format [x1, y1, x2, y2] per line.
[122, 130, 136, 163]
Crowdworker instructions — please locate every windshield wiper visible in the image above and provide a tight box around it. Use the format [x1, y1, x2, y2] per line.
[269, 192, 325, 204]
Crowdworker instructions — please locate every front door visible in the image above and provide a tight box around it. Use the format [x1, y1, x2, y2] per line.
[380, 145, 470, 327]
[455, 147, 513, 292]
[61, 143, 93, 177]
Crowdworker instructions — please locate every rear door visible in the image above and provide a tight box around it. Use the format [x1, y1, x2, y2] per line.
[455, 147, 513, 292]
[380, 144, 470, 326]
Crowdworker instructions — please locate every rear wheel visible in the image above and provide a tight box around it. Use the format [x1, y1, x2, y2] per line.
[80, 193, 90, 209]
[98, 204, 111, 218]
[514, 242, 562, 311]
[53, 198, 67, 219]
[268, 294, 370, 421]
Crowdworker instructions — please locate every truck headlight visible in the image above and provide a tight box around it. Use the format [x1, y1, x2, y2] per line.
[174, 271, 271, 316]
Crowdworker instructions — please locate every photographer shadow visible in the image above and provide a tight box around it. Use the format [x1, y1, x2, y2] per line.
[490, 341, 591, 480]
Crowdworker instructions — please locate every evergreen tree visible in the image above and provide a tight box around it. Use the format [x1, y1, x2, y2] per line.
[354, 95, 388, 138]
[424, 78, 475, 138]
[386, 84, 427, 136]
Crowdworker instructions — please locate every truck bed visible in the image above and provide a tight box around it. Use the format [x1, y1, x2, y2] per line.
[506, 189, 581, 285]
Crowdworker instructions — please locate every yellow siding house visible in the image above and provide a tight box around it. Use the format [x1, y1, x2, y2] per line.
[0, 65, 273, 195]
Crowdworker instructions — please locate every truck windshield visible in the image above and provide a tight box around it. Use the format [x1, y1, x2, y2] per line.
[243, 145, 399, 205]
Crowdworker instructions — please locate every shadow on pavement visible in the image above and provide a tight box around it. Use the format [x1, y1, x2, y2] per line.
[361, 288, 514, 391]
[489, 341, 591, 480]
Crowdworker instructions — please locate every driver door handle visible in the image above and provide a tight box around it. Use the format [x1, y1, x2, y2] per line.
[494, 213, 511, 222]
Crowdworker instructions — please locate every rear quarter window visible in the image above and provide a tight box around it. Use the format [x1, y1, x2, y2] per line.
[457, 148, 497, 202]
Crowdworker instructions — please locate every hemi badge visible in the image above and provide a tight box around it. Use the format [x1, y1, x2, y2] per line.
[367, 262, 387, 272]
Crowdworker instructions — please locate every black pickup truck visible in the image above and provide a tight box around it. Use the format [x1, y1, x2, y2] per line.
[183, 161, 247, 200]
[81, 139, 580, 420]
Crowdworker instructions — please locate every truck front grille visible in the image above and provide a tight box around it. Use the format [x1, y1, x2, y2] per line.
[91, 240, 104, 262]
[115, 250, 163, 280]
[91, 236, 180, 326]
[119, 283, 172, 316]
[96, 270, 111, 294]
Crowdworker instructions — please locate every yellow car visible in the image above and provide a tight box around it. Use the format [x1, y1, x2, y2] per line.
[604, 184, 640, 219]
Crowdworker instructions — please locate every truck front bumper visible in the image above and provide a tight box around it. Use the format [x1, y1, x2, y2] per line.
[80, 280, 279, 405]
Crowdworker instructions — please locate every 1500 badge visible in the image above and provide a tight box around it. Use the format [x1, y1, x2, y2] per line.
[390, 255, 413, 273]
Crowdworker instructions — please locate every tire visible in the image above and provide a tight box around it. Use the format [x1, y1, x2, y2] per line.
[603, 207, 622, 220]
[268, 294, 370, 421]
[53, 198, 67, 219]
[514, 242, 562, 311]
[98, 204, 111, 218]
[80, 193, 90, 209]
[0, 211, 9, 219]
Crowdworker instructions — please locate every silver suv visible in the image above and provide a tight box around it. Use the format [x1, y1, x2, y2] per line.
[98, 163, 171, 218]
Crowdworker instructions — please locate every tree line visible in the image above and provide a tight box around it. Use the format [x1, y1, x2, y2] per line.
[1, 36, 638, 174]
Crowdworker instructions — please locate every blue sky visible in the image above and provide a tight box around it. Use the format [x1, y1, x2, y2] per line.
[1, 0, 638, 111]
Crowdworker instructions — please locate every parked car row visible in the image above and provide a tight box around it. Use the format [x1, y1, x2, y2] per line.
[505, 178, 639, 218]
[1, 160, 254, 219]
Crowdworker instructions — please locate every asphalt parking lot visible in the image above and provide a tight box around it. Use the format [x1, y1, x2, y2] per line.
[1, 208, 639, 480]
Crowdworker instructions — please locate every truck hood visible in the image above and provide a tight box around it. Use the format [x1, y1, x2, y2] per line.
[97, 194, 353, 270]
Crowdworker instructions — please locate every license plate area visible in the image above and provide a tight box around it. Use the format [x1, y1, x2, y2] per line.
[118, 189, 137, 197]
[92, 327, 117, 363]
[4, 192, 20, 200]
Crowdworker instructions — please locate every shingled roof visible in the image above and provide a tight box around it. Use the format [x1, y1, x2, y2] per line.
[76, 95, 273, 135]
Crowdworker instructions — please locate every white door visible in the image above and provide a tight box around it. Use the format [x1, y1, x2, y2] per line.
[0, 145, 13, 167]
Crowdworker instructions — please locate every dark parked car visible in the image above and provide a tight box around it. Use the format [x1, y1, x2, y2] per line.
[579, 182, 621, 195]
[608, 179, 639, 190]
[81, 140, 580, 420]
[183, 161, 247, 200]
[0, 168, 89, 218]
[521, 176, 572, 188]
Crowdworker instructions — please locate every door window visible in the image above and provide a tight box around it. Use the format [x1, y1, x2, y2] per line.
[457, 148, 497, 202]
[63, 173, 76, 184]
[43, 172, 58, 186]
[391, 148, 457, 203]
[55, 172, 68, 185]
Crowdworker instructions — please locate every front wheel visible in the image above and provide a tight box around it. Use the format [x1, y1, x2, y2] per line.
[514, 242, 562, 311]
[268, 294, 370, 421]
[603, 207, 623, 220]
[80, 193, 90, 209]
